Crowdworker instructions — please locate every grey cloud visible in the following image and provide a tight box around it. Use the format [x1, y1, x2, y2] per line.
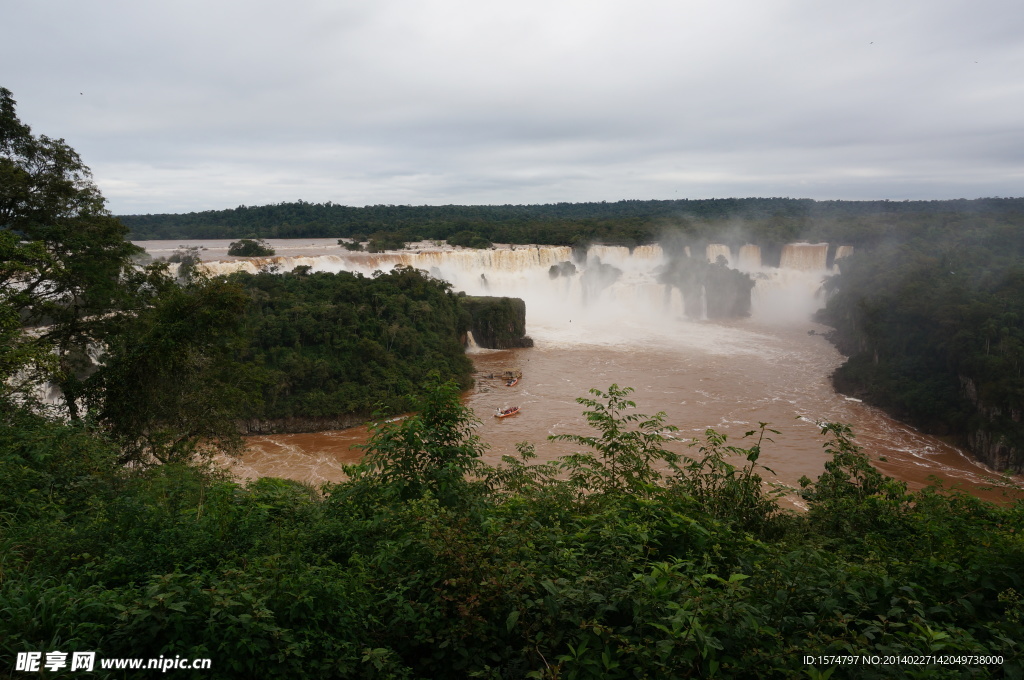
[5, 0, 1023, 213]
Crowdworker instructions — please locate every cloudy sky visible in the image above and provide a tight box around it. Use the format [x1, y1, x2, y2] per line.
[4, 0, 1023, 214]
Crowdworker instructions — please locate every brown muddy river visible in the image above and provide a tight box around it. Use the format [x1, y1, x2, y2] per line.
[235, 311, 1022, 505]
[235, 338, 1022, 504]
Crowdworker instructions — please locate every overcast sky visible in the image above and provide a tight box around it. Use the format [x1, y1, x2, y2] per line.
[4, 0, 1023, 214]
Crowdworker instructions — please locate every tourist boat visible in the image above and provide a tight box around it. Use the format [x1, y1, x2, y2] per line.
[494, 406, 521, 418]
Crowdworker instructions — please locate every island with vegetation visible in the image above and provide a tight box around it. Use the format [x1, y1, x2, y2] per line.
[231, 265, 474, 432]
[227, 237, 275, 257]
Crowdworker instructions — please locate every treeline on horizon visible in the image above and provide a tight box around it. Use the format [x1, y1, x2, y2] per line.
[120, 196, 1024, 250]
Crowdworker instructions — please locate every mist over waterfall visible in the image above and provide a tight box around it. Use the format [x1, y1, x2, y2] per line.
[705, 243, 732, 265]
[833, 245, 855, 264]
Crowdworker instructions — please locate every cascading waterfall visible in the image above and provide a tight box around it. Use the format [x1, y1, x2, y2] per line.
[157, 239, 858, 336]
[779, 243, 829, 271]
[833, 245, 854, 270]
[705, 243, 732, 265]
[180, 236, 1006, 500]
[737, 245, 762, 270]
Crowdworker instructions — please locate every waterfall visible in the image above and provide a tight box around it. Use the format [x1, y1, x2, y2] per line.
[737, 244, 761, 270]
[779, 243, 829, 271]
[151, 239, 841, 335]
[832, 245, 854, 272]
[705, 243, 732, 265]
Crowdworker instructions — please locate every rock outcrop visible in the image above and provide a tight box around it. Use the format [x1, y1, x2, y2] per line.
[460, 296, 534, 349]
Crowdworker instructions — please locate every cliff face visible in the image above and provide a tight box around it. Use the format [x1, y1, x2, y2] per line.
[460, 296, 534, 349]
[960, 376, 1024, 472]
[704, 264, 755, 318]
[822, 325, 1024, 473]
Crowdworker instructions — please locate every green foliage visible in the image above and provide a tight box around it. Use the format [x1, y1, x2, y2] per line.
[228, 238, 275, 256]
[92, 275, 262, 465]
[820, 228, 1024, 470]
[0, 231, 57, 408]
[798, 422, 911, 539]
[1, 87, 144, 419]
[1, 382, 1023, 678]
[550, 384, 679, 496]
[345, 379, 488, 508]
[232, 265, 473, 422]
[672, 423, 786, 535]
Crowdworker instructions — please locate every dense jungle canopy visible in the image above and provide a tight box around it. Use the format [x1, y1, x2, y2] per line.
[121, 196, 1024, 252]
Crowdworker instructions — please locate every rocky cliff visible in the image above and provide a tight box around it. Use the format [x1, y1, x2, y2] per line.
[960, 376, 1024, 472]
[655, 254, 754, 319]
[460, 295, 534, 349]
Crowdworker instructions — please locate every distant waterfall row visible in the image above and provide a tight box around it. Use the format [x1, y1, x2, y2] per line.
[702, 243, 854, 272]
[197, 245, 573, 278]
[195, 241, 852, 279]
[182, 240, 854, 329]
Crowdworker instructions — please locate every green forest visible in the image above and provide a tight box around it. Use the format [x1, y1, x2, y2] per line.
[4, 85, 1024, 677]
[120, 196, 1024, 255]
[818, 216, 1024, 472]
[232, 266, 473, 423]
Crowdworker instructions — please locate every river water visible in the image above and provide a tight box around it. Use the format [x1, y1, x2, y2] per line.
[139, 238, 1022, 502]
